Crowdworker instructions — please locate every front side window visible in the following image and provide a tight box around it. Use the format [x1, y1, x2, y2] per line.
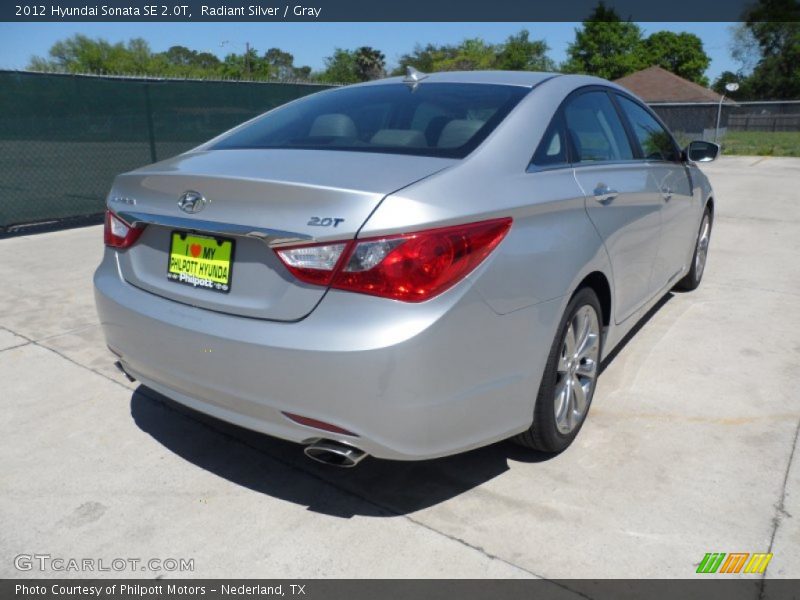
[211, 83, 529, 159]
[563, 91, 634, 163]
[616, 95, 679, 162]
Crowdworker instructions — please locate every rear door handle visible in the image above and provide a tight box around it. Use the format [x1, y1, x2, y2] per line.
[593, 184, 618, 204]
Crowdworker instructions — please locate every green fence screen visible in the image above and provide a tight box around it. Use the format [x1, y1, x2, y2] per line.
[0, 70, 333, 231]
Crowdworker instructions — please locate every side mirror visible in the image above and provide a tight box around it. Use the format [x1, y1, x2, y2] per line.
[686, 140, 721, 163]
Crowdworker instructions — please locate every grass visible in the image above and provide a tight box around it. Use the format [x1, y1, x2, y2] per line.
[720, 131, 800, 157]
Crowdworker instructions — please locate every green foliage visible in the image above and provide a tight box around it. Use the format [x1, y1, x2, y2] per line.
[435, 38, 497, 71]
[742, 0, 800, 99]
[353, 47, 386, 81]
[642, 32, 710, 86]
[393, 29, 554, 75]
[562, 3, 647, 80]
[42, 34, 157, 75]
[563, 3, 711, 84]
[25, 16, 743, 94]
[721, 1, 800, 100]
[316, 47, 386, 83]
[27, 35, 312, 81]
[495, 30, 556, 71]
[316, 48, 359, 83]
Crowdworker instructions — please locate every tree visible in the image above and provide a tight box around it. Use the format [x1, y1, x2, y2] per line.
[392, 30, 555, 75]
[263, 47, 292, 77]
[353, 46, 386, 80]
[317, 48, 360, 83]
[433, 38, 496, 71]
[35, 34, 131, 74]
[317, 47, 386, 83]
[495, 30, 556, 71]
[562, 2, 647, 80]
[642, 31, 710, 86]
[730, 23, 761, 74]
[27, 35, 313, 82]
[156, 45, 222, 77]
[394, 43, 451, 74]
[740, 0, 800, 99]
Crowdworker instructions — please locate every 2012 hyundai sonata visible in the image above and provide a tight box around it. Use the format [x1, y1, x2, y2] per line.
[94, 70, 718, 466]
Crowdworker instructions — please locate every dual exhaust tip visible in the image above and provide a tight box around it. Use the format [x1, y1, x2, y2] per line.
[304, 439, 368, 468]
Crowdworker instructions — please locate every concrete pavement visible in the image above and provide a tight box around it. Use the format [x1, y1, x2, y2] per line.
[1, 156, 799, 585]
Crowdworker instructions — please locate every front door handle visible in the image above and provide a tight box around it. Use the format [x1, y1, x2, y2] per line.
[662, 187, 673, 201]
[593, 184, 618, 204]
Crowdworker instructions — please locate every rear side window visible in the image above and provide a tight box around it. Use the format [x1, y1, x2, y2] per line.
[563, 91, 633, 163]
[532, 113, 569, 167]
[211, 83, 529, 159]
[616, 95, 679, 162]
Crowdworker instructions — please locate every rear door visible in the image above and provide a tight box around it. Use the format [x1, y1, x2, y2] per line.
[565, 89, 663, 324]
[613, 93, 696, 289]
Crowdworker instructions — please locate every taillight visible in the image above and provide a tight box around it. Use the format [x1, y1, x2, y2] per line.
[274, 242, 348, 286]
[275, 218, 512, 302]
[104, 209, 144, 249]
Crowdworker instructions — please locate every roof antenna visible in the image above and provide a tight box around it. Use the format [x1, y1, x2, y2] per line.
[403, 66, 428, 90]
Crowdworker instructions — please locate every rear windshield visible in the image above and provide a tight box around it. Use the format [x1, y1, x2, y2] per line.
[211, 83, 529, 158]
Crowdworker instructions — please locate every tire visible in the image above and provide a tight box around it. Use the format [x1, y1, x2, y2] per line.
[514, 287, 603, 454]
[675, 207, 712, 291]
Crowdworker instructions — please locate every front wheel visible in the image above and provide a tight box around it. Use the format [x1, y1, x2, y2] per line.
[514, 288, 602, 454]
[676, 207, 712, 291]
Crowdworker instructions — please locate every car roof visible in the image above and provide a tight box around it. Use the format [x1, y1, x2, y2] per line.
[356, 70, 562, 88]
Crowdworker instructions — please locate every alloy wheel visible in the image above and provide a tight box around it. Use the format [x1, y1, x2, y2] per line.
[695, 214, 711, 280]
[554, 305, 600, 435]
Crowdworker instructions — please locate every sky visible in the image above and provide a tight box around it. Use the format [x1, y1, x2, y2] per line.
[0, 22, 739, 82]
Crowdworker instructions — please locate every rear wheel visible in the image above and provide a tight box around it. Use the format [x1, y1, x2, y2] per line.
[514, 288, 602, 453]
[675, 207, 712, 291]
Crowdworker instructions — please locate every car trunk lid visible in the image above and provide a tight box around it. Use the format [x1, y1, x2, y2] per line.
[110, 149, 454, 321]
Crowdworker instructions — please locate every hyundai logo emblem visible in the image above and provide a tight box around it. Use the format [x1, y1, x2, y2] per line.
[178, 191, 207, 214]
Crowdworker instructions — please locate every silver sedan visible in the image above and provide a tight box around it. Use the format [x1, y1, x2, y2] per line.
[94, 70, 717, 466]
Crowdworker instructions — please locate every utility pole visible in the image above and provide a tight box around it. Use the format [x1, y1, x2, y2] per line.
[715, 82, 739, 143]
[221, 40, 252, 79]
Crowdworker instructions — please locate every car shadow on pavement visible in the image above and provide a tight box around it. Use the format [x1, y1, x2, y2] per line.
[131, 386, 549, 517]
[131, 291, 674, 518]
[599, 292, 673, 374]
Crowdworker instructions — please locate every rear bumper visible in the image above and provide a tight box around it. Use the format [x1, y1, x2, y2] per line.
[94, 249, 562, 460]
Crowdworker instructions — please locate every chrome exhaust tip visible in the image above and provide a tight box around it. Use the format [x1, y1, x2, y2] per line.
[304, 440, 368, 468]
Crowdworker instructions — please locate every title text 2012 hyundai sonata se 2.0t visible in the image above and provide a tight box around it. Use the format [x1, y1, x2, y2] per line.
[94, 70, 718, 467]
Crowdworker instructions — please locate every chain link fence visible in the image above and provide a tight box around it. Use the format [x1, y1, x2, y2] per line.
[0, 70, 333, 232]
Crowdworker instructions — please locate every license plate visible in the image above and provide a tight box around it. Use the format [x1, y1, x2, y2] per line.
[167, 232, 234, 293]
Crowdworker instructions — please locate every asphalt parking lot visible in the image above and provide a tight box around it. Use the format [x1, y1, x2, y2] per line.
[1, 156, 799, 584]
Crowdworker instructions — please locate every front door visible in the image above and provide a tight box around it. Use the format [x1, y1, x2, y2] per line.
[614, 94, 696, 289]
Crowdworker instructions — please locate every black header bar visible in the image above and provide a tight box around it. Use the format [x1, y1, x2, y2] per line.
[4, 0, 799, 22]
